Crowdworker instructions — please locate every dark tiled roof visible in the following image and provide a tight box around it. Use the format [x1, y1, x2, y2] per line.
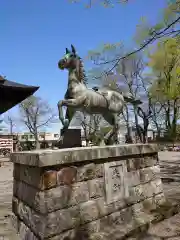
[0, 78, 39, 114]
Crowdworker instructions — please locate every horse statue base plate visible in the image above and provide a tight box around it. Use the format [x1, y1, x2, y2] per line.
[57, 128, 82, 149]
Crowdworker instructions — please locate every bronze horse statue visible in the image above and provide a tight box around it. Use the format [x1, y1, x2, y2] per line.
[57, 45, 142, 145]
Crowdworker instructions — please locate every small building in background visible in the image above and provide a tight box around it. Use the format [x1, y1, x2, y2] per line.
[17, 132, 60, 149]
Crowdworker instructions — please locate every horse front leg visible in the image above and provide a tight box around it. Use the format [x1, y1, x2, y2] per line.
[57, 100, 67, 128]
[58, 96, 86, 126]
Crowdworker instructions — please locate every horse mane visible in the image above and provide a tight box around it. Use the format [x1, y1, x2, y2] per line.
[76, 57, 88, 86]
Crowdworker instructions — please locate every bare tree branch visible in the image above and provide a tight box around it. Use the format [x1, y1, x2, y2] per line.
[94, 17, 180, 79]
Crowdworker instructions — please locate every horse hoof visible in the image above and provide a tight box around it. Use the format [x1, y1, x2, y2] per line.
[64, 119, 69, 127]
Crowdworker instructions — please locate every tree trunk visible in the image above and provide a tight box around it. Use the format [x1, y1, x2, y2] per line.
[10, 123, 13, 135]
[166, 100, 171, 130]
[133, 106, 142, 142]
[172, 98, 178, 140]
[125, 107, 131, 139]
[34, 132, 40, 149]
[35, 140, 40, 149]
[143, 122, 149, 143]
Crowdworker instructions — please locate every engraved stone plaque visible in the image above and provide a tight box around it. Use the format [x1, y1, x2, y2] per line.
[104, 160, 129, 204]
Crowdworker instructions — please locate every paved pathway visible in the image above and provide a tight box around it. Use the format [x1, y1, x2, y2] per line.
[127, 152, 180, 240]
[127, 213, 180, 239]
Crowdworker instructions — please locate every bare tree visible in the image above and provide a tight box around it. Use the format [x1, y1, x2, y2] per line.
[68, 0, 129, 8]
[19, 96, 55, 149]
[4, 114, 16, 135]
[71, 111, 104, 146]
[101, 53, 146, 141]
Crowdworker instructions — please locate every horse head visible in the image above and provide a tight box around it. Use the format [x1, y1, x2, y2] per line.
[58, 44, 78, 70]
[58, 45, 86, 84]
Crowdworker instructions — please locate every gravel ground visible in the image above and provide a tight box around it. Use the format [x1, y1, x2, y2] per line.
[0, 160, 19, 239]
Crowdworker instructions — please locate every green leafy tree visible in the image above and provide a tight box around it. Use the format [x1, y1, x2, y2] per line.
[148, 37, 180, 140]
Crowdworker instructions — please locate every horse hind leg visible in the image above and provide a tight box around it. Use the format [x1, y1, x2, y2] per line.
[102, 113, 119, 145]
[59, 107, 75, 143]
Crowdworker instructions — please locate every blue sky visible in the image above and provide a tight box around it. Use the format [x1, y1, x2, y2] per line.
[0, 0, 167, 132]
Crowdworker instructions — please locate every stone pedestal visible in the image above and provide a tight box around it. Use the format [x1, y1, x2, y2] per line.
[11, 144, 166, 239]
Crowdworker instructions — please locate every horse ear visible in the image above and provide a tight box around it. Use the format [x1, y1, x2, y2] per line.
[66, 48, 70, 54]
[71, 44, 76, 54]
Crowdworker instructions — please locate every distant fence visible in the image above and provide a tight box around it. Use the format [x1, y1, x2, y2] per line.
[0, 138, 13, 153]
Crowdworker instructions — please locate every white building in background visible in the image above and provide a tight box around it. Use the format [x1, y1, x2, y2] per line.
[17, 132, 60, 142]
[15, 123, 156, 147]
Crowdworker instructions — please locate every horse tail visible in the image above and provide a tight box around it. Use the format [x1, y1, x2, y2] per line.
[123, 93, 142, 105]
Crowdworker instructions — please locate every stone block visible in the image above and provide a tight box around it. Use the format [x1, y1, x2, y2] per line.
[14, 180, 90, 213]
[133, 210, 153, 227]
[79, 200, 99, 224]
[41, 170, 57, 189]
[88, 178, 104, 199]
[46, 206, 80, 237]
[14, 197, 81, 238]
[90, 231, 109, 240]
[50, 229, 76, 240]
[68, 182, 90, 206]
[120, 207, 133, 224]
[95, 197, 126, 218]
[127, 155, 158, 172]
[131, 202, 144, 212]
[42, 185, 72, 212]
[143, 182, 155, 198]
[13, 164, 42, 188]
[95, 198, 114, 217]
[95, 164, 104, 178]
[57, 167, 77, 185]
[154, 193, 166, 207]
[50, 220, 101, 240]
[140, 166, 160, 183]
[19, 221, 38, 240]
[17, 200, 46, 238]
[128, 184, 144, 203]
[151, 178, 163, 195]
[108, 211, 122, 225]
[10, 213, 19, 233]
[75, 163, 104, 182]
[144, 155, 158, 166]
[99, 216, 109, 229]
[13, 180, 44, 213]
[128, 178, 163, 204]
[12, 196, 19, 216]
[79, 219, 101, 235]
[76, 163, 96, 181]
[13, 164, 58, 190]
[126, 170, 140, 187]
[142, 193, 166, 212]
